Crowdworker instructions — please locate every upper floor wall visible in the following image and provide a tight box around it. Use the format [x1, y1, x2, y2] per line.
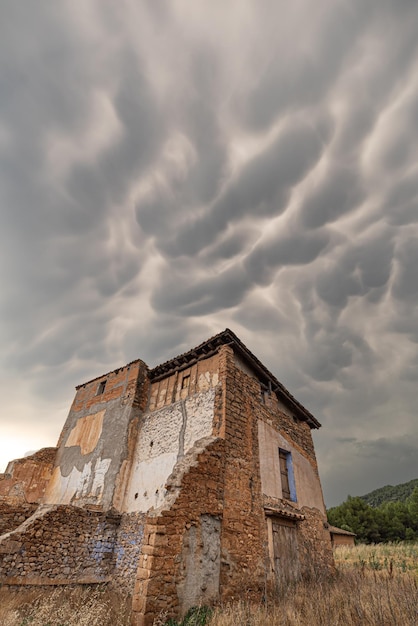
[44, 360, 149, 510]
[122, 353, 222, 513]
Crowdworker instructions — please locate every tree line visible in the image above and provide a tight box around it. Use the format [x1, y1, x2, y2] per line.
[327, 487, 418, 543]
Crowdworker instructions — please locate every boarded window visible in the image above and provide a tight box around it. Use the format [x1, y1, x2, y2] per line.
[279, 450, 291, 499]
[279, 449, 296, 501]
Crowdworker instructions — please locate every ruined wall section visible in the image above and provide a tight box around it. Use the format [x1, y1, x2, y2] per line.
[0, 505, 121, 585]
[131, 436, 226, 626]
[44, 361, 149, 511]
[0, 502, 38, 535]
[0, 448, 56, 505]
[123, 356, 220, 514]
[112, 512, 146, 591]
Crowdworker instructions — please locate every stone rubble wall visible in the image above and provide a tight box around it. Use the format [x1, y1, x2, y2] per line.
[0, 505, 121, 585]
[0, 501, 38, 536]
[297, 506, 335, 577]
[218, 346, 269, 602]
[113, 512, 146, 592]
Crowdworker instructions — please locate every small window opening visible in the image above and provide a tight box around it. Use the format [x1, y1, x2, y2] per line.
[97, 380, 106, 395]
[181, 374, 190, 389]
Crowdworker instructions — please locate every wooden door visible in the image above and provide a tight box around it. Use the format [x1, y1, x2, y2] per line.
[271, 518, 300, 587]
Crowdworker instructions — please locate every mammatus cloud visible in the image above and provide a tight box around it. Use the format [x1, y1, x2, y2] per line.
[1, 0, 418, 506]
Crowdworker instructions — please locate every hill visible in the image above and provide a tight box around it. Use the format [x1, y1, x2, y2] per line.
[359, 478, 418, 508]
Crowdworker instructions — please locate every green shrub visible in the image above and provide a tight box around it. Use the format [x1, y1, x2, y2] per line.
[165, 606, 213, 626]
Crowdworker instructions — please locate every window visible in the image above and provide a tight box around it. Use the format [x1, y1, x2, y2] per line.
[279, 449, 297, 502]
[97, 380, 106, 395]
[181, 374, 190, 389]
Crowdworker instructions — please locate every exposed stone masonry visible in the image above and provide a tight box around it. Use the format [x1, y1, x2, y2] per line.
[0, 502, 38, 536]
[0, 505, 120, 585]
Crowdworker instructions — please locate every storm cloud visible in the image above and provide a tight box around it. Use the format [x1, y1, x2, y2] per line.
[1, 0, 418, 506]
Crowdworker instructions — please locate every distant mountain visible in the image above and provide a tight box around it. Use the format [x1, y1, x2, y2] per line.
[360, 478, 418, 508]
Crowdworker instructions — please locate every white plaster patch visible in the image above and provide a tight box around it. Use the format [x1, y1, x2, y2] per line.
[43, 466, 82, 504]
[43, 458, 112, 505]
[136, 405, 183, 458]
[90, 458, 112, 498]
[70, 457, 112, 502]
[126, 452, 177, 512]
[198, 372, 211, 391]
[184, 388, 215, 452]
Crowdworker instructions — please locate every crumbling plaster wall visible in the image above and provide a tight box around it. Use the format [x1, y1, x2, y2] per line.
[258, 420, 325, 512]
[44, 361, 149, 510]
[0, 448, 56, 505]
[131, 436, 226, 626]
[123, 389, 216, 513]
[123, 355, 220, 513]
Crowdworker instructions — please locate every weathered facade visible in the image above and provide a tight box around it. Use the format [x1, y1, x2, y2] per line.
[0, 329, 334, 625]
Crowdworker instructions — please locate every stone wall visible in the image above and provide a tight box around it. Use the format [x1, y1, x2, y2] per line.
[297, 507, 335, 577]
[0, 505, 121, 585]
[221, 345, 333, 595]
[0, 502, 38, 536]
[113, 512, 146, 591]
[218, 346, 269, 601]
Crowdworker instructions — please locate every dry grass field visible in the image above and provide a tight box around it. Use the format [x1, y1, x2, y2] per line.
[0, 542, 417, 626]
[0, 585, 130, 626]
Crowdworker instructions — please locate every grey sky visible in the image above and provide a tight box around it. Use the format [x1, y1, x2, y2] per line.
[1, 0, 418, 506]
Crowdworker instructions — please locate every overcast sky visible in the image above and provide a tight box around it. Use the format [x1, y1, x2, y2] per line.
[1, 0, 417, 507]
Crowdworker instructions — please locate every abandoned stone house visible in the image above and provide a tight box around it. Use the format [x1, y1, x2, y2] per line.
[0, 329, 334, 625]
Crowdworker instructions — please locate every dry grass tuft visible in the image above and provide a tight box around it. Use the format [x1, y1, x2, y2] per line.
[0, 584, 130, 626]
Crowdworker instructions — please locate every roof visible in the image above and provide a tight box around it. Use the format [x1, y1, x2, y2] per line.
[75, 328, 320, 428]
[328, 525, 356, 536]
[150, 328, 321, 428]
